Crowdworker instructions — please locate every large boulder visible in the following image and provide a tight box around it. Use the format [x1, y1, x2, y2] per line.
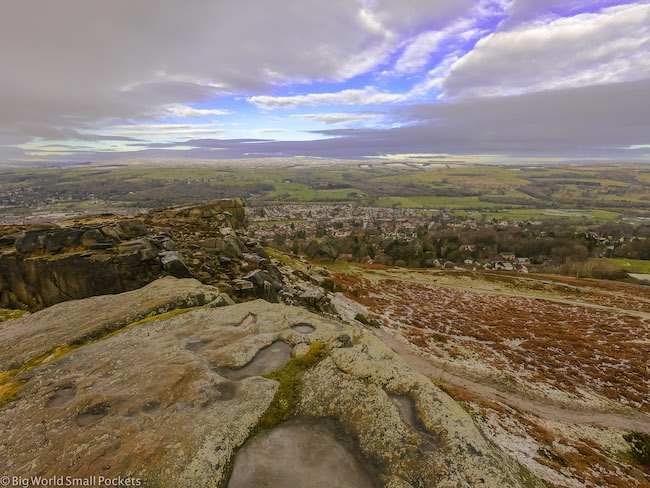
[118, 219, 148, 239]
[242, 269, 283, 302]
[159, 251, 192, 278]
[0, 249, 164, 311]
[0, 199, 260, 311]
[306, 240, 339, 262]
[14, 226, 59, 253]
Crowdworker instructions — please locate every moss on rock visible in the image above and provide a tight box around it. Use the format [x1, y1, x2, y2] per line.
[254, 342, 326, 433]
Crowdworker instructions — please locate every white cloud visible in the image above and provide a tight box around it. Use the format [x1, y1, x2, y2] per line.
[440, 2, 650, 99]
[105, 123, 226, 138]
[3, 0, 467, 140]
[167, 105, 229, 117]
[254, 128, 284, 133]
[248, 87, 407, 109]
[291, 113, 379, 124]
[409, 55, 461, 96]
[394, 18, 477, 75]
[112, 129, 226, 137]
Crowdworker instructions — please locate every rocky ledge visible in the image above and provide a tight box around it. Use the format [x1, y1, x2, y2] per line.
[0, 199, 285, 311]
[0, 277, 534, 488]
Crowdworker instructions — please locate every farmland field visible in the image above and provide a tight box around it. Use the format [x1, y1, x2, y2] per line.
[1, 161, 650, 222]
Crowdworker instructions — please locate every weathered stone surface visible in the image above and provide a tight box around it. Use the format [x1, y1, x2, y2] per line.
[306, 240, 339, 262]
[118, 219, 148, 238]
[0, 250, 165, 311]
[298, 326, 526, 487]
[0, 296, 528, 487]
[0, 199, 266, 311]
[0, 277, 222, 371]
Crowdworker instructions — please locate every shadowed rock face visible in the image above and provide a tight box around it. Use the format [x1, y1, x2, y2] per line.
[0, 288, 528, 488]
[0, 198, 288, 310]
[227, 419, 378, 488]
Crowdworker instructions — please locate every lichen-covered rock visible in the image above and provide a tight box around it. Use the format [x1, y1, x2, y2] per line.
[0, 297, 529, 487]
[0, 277, 223, 372]
[0, 198, 268, 311]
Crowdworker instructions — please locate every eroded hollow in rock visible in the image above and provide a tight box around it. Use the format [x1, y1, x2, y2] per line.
[389, 394, 439, 451]
[186, 339, 210, 353]
[46, 387, 76, 407]
[227, 418, 378, 488]
[75, 401, 110, 427]
[215, 341, 292, 381]
[237, 313, 257, 327]
[390, 394, 419, 430]
[291, 323, 315, 334]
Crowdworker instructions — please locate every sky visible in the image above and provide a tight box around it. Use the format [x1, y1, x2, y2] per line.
[1, 0, 649, 165]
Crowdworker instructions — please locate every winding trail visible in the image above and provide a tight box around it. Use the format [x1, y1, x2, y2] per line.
[377, 329, 650, 434]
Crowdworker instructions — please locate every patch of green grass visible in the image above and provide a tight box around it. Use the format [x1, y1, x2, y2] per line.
[624, 432, 650, 468]
[0, 309, 26, 322]
[518, 465, 546, 488]
[373, 196, 507, 209]
[482, 208, 621, 222]
[253, 342, 326, 433]
[270, 182, 364, 202]
[599, 258, 650, 274]
[0, 381, 23, 408]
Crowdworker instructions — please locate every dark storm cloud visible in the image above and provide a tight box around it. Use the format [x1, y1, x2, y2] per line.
[170, 80, 650, 159]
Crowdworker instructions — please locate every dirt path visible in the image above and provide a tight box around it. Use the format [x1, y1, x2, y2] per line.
[377, 329, 650, 434]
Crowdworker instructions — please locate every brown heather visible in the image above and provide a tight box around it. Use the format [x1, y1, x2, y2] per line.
[334, 272, 650, 412]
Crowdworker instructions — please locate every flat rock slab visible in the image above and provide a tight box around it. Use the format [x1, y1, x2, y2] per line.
[227, 419, 377, 488]
[0, 300, 341, 487]
[0, 277, 221, 371]
[0, 295, 529, 487]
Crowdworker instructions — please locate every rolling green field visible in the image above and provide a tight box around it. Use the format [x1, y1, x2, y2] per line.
[599, 258, 650, 274]
[1, 162, 649, 221]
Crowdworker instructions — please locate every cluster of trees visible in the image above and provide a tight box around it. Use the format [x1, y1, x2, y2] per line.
[265, 220, 650, 281]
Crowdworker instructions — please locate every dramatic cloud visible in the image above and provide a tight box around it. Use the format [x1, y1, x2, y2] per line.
[1, 0, 443, 137]
[1, 0, 649, 163]
[441, 2, 650, 98]
[165, 79, 650, 159]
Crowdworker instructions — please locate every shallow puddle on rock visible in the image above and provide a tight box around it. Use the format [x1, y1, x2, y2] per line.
[390, 394, 439, 451]
[216, 341, 292, 381]
[46, 387, 76, 407]
[390, 394, 419, 431]
[186, 339, 210, 353]
[291, 323, 315, 334]
[227, 419, 377, 488]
